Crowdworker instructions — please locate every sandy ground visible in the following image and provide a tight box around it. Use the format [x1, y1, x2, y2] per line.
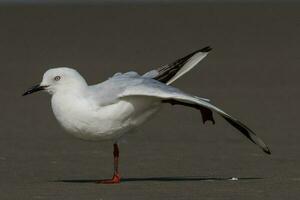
[0, 2, 299, 199]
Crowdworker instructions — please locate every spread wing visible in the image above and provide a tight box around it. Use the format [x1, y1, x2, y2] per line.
[119, 79, 271, 155]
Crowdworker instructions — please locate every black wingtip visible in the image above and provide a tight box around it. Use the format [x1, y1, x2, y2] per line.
[200, 46, 212, 53]
[263, 147, 271, 155]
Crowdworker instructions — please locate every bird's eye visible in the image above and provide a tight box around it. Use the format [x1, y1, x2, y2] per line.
[54, 76, 61, 81]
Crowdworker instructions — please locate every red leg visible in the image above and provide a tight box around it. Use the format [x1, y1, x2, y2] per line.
[97, 143, 121, 184]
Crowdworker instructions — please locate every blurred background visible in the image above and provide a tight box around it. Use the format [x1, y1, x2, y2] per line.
[0, 0, 299, 199]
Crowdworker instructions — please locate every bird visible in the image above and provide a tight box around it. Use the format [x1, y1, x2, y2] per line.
[23, 46, 271, 184]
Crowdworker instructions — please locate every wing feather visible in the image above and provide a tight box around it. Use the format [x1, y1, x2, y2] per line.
[119, 80, 271, 154]
[143, 46, 212, 85]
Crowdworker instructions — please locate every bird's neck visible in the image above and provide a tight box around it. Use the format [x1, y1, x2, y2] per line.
[51, 85, 90, 118]
[54, 82, 88, 95]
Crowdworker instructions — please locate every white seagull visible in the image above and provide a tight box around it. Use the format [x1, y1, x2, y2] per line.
[23, 46, 271, 184]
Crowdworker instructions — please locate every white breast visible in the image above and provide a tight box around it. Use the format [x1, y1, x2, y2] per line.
[51, 93, 160, 141]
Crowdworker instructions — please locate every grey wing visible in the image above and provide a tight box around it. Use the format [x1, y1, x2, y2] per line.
[143, 46, 212, 85]
[89, 72, 144, 106]
[119, 79, 271, 155]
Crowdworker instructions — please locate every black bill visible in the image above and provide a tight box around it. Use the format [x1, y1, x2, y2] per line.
[22, 84, 47, 96]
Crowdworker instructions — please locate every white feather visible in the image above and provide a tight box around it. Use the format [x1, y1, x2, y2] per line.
[167, 51, 209, 85]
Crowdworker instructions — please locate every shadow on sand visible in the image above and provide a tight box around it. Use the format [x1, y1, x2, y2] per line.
[53, 176, 262, 183]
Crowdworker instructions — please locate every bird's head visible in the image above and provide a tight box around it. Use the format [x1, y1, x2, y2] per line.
[23, 67, 87, 96]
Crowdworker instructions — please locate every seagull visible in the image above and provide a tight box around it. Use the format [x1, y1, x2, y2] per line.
[23, 46, 271, 184]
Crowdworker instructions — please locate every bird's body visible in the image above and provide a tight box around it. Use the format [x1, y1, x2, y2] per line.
[23, 46, 271, 184]
[51, 74, 161, 141]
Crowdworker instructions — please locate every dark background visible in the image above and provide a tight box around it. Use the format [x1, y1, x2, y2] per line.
[0, 1, 299, 199]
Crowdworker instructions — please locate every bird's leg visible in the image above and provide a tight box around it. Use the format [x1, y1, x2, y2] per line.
[112, 143, 120, 181]
[97, 143, 121, 184]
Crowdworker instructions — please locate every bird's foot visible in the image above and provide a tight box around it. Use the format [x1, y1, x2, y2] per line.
[96, 174, 121, 184]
